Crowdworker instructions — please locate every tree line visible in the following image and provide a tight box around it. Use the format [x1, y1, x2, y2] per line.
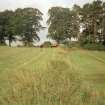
[0, 0, 105, 48]
[47, 0, 105, 48]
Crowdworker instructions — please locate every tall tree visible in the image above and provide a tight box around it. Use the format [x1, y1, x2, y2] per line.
[47, 7, 79, 43]
[0, 10, 14, 45]
[79, 0, 104, 44]
[5, 10, 16, 46]
[0, 8, 43, 47]
[0, 12, 5, 44]
[14, 8, 43, 46]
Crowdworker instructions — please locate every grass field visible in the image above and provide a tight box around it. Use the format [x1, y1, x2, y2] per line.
[0, 47, 105, 105]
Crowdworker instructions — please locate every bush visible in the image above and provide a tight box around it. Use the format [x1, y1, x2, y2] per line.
[42, 41, 52, 47]
[61, 41, 72, 48]
[60, 41, 80, 49]
[82, 43, 105, 51]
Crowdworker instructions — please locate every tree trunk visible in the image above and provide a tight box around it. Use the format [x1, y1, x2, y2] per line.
[8, 35, 12, 47]
[93, 21, 97, 43]
[9, 40, 11, 47]
[0, 34, 5, 45]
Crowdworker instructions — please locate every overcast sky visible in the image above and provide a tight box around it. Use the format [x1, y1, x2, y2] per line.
[0, 0, 103, 42]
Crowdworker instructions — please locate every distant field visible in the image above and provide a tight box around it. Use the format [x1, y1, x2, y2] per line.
[0, 47, 105, 105]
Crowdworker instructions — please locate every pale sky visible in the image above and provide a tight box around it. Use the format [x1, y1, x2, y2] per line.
[0, 0, 103, 42]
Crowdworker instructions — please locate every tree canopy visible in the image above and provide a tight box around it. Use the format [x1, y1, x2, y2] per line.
[0, 8, 43, 46]
[47, 7, 79, 43]
[47, 0, 105, 48]
[0, 0, 105, 48]
[77, 0, 105, 45]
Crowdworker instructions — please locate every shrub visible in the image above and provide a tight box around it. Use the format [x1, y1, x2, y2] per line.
[42, 41, 52, 47]
[82, 43, 105, 51]
[60, 41, 80, 49]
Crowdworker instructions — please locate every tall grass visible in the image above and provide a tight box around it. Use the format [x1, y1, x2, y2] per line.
[0, 54, 105, 105]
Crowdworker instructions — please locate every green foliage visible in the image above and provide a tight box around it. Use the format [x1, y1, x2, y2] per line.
[14, 8, 43, 45]
[47, 7, 79, 43]
[0, 8, 43, 46]
[79, 0, 105, 44]
[47, 0, 105, 48]
[82, 43, 105, 51]
[0, 10, 14, 46]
